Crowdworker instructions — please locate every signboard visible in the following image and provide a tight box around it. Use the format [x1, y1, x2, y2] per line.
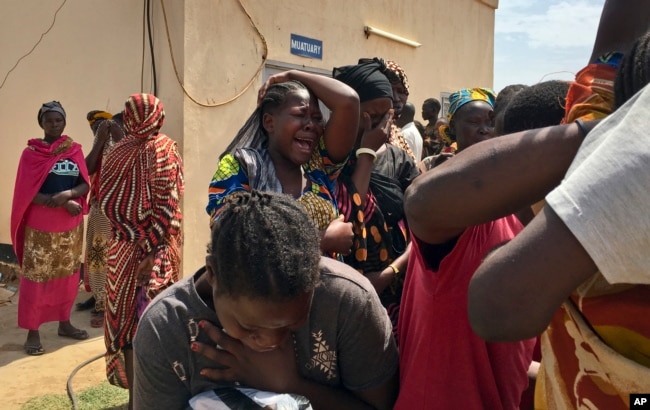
[290, 34, 323, 60]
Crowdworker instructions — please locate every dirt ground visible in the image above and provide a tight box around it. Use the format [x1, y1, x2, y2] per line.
[0, 267, 110, 410]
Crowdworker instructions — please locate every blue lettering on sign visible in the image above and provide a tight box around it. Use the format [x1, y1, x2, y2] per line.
[290, 34, 323, 60]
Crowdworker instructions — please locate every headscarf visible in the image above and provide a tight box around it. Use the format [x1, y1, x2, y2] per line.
[123, 93, 165, 139]
[86, 110, 113, 128]
[446, 88, 496, 119]
[37, 101, 66, 127]
[358, 58, 410, 95]
[333, 60, 393, 102]
[439, 87, 496, 148]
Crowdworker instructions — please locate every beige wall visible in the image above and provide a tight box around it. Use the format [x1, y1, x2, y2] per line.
[0, 0, 497, 275]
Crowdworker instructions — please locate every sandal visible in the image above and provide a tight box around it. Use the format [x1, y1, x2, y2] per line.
[24, 343, 45, 356]
[57, 328, 90, 340]
[90, 311, 104, 328]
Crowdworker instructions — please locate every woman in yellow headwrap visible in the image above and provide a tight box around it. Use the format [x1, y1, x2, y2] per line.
[82, 110, 125, 328]
[438, 87, 497, 153]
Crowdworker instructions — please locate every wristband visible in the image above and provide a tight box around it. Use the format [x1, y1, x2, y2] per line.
[388, 263, 400, 277]
[388, 263, 402, 294]
[575, 119, 588, 139]
[356, 148, 377, 162]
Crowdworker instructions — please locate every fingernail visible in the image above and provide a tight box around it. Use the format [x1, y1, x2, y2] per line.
[200, 370, 207, 376]
[191, 342, 198, 351]
[199, 320, 206, 329]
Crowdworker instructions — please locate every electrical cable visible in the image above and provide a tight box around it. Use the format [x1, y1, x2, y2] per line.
[159, 0, 268, 107]
[141, 0, 147, 92]
[0, 0, 67, 91]
[66, 352, 105, 410]
[147, 0, 158, 96]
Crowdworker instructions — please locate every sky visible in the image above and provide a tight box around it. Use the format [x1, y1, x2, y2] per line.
[493, 0, 606, 92]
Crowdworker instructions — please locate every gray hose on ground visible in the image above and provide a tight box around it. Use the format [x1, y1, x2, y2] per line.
[66, 352, 105, 410]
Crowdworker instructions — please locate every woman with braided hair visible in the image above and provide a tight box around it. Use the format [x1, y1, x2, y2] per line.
[614, 29, 650, 109]
[99, 93, 184, 407]
[134, 190, 398, 410]
[207, 70, 359, 258]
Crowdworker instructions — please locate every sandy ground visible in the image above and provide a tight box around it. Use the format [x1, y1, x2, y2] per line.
[0, 280, 110, 409]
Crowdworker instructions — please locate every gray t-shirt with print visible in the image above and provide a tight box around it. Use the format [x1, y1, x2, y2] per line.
[133, 256, 398, 409]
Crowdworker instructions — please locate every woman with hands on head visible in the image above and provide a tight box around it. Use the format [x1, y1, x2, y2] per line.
[82, 110, 125, 328]
[11, 101, 90, 356]
[207, 70, 360, 258]
[134, 190, 399, 410]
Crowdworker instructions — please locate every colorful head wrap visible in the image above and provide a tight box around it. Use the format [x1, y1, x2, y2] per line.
[86, 110, 113, 128]
[123, 93, 165, 139]
[439, 88, 496, 149]
[446, 88, 496, 120]
[383, 59, 410, 95]
[333, 60, 393, 103]
[37, 101, 66, 127]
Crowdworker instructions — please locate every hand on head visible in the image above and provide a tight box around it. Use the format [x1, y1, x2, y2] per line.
[95, 120, 112, 143]
[258, 71, 295, 106]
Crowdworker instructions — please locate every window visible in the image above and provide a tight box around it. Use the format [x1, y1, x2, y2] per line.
[440, 92, 451, 118]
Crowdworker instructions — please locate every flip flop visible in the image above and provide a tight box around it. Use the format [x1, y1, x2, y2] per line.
[58, 328, 90, 340]
[24, 343, 45, 356]
[90, 311, 104, 328]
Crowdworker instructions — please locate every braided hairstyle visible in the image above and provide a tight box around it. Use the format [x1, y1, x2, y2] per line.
[208, 190, 321, 302]
[220, 80, 308, 159]
[502, 80, 569, 135]
[614, 30, 650, 109]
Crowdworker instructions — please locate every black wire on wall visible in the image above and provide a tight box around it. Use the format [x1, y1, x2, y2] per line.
[146, 0, 158, 96]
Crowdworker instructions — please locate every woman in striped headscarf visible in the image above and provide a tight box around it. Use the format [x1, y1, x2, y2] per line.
[99, 94, 184, 404]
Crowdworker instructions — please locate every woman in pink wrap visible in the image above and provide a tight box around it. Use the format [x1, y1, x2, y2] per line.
[11, 101, 90, 355]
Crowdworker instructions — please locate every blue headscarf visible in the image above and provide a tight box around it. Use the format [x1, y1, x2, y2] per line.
[439, 88, 496, 150]
[446, 88, 496, 119]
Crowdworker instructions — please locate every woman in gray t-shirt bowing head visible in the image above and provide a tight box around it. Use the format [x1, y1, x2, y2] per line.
[133, 190, 398, 410]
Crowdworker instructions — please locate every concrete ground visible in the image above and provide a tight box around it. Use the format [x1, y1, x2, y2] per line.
[0, 270, 110, 410]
